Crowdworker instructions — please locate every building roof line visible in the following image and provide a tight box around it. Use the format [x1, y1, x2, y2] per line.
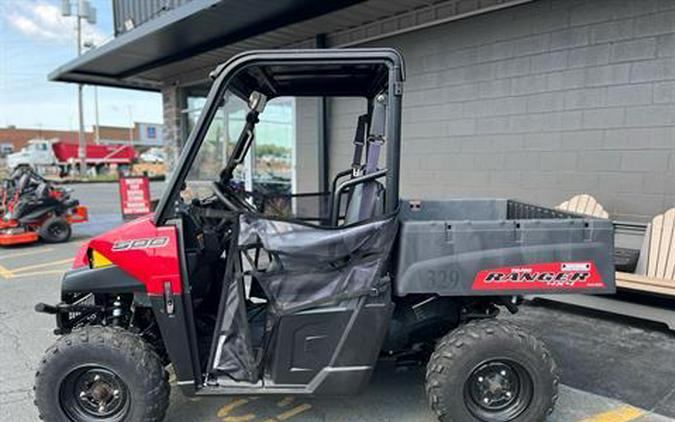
[49, 0, 364, 89]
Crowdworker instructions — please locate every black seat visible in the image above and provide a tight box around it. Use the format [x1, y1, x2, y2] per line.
[343, 182, 383, 225]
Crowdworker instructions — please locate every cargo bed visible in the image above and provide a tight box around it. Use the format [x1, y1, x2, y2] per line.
[394, 199, 615, 296]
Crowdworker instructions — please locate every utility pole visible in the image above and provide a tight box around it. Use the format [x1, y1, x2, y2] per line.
[76, 14, 85, 175]
[83, 40, 100, 144]
[94, 86, 100, 144]
[61, 0, 97, 175]
[127, 105, 134, 145]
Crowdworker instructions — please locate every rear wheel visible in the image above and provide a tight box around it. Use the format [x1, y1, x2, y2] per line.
[426, 319, 559, 422]
[39, 216, 71, 243]
[34, 326, 170, 422]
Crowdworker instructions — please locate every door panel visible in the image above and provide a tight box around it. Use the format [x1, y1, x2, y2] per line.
[267, 291, 393, 393]
[268, 308, 351, 385]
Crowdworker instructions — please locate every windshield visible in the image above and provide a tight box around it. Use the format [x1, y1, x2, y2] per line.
[154, 51, 402, 225]
[182, 91, 294, 202]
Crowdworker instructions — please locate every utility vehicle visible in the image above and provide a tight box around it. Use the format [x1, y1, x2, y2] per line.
[34, 49, 615, 422]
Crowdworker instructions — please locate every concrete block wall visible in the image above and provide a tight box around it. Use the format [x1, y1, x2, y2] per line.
[294, 97, 320, 193]
[294, 96, 369, 192]
[318, 0, 675, 222]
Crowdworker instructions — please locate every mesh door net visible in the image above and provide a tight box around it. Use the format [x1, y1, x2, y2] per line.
[210, 213, 398, 381]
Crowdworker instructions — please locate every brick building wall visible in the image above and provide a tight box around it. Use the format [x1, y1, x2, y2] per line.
[98, 126, 136, 142]
[0, 125, 144, 152]
[310, 0, 675, 222]
[0, 128, 95, 151]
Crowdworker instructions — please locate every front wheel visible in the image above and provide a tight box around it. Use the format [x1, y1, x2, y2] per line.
[34, 326, 170, 422]
[426, 319, 559, 422]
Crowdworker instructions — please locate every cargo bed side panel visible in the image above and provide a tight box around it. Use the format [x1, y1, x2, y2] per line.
[394, 200, 615, 296]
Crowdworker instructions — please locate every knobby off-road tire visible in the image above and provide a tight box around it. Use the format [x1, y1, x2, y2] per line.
[34, 326, 170, 422]
[426, 319, 559, 422]
[39, 216, 72, 243]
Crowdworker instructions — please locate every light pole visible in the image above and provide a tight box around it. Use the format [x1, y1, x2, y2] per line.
[84, 41, 101, 144]
[127, 105, 134, 145]
[94, 86, 100, 144]
[61, 0, 97, 175]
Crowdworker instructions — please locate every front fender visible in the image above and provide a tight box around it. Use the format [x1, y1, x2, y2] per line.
[62, 265, 146, 296]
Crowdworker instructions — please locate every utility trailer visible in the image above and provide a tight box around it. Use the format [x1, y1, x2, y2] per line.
[34, 49, 614, 422]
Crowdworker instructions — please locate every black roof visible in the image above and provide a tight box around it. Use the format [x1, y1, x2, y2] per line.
[219, 49, 405, 98]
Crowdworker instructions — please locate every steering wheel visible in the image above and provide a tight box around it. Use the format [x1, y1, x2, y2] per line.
[210, 181, 257, 212]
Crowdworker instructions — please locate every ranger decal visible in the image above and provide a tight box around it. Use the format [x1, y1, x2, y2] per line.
[472, 262, 605, 291]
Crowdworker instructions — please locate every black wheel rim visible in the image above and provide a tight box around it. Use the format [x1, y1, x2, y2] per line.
[59, 366, 130, 422]
[464, 359, 534, 422]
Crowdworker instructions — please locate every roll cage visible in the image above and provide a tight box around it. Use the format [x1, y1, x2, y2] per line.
[154, 48, 405, 225]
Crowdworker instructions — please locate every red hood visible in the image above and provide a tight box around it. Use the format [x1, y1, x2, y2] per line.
[75, 215, 182, 295]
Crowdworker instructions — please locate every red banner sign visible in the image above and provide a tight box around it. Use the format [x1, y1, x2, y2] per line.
[118, 176, 151, 220]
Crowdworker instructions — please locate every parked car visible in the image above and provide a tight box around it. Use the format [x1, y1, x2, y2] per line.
[139, 147, 165, 163]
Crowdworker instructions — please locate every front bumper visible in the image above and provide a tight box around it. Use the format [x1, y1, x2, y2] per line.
[0, 231, 38, 245]
[35, 265, 147, 334]
[35, 293, 101, 335]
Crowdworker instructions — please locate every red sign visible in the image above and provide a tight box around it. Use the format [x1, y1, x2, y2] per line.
[472, 261, 605, 291]
[118, 176, 152, 220]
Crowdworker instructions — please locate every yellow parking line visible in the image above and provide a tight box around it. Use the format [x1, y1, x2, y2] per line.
[0, 262, 14, 278]
[10, 258, 73, 273]
[277, 404, 312, 421]
[8, 269, 68, 279]
[217, 399, 251, 418]
[277, 397, 294, 407]
[0, 248, 54, 260]
[223, 415, 256, 422]
[579, 405, 645, 422]
[262, 404, 313, 422]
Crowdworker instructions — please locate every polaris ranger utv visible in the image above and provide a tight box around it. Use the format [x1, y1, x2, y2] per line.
[34, 49, 615, 422]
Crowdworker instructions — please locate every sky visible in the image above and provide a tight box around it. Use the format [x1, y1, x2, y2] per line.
[0, 0, 162, 131]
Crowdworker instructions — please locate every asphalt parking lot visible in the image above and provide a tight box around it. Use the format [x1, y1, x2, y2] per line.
[1, 182, 675, 422]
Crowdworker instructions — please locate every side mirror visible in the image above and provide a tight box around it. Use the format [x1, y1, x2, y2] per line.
[248, 91, 267, 113]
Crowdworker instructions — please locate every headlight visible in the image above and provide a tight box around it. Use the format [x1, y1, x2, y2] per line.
[90, 249, 113, 269]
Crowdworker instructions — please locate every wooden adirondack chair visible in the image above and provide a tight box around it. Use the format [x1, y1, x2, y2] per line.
[556, 194, 609, 218]
[616, 208, 675, 296]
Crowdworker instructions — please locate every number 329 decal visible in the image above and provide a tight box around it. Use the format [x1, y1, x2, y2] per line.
[112, 237, 169, 251]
